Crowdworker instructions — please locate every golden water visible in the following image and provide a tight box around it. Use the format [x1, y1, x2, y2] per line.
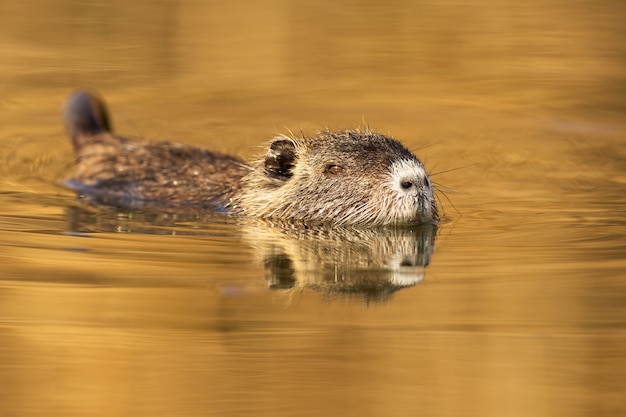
[1, 1, 625, 416]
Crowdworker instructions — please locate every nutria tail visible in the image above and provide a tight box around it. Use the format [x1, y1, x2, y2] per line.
[63, 90, 112, 152]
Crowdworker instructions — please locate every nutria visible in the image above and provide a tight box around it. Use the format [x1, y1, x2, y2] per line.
[63, 90, 438, 226]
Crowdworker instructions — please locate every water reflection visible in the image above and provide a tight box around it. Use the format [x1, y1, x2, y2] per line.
[65, 206, 436, 302]
[251, 222, 436, 302]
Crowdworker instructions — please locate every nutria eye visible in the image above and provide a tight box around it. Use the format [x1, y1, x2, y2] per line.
[327, 164, 343, 175]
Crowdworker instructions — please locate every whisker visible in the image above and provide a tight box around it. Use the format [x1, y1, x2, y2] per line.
[432, 183, 465, 194]
[430, 163, 475, 176]
[436, 188, 462, 218]
[410, 141, 439, 153]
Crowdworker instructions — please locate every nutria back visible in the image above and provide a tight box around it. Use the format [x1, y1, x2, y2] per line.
[63, 90, 438, 225]
[64, 90, 250, 210]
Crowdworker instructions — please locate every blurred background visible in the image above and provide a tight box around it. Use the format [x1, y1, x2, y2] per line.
[0, 1, 625, 416]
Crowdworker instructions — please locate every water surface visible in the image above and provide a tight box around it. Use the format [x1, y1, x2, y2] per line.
[1, 1, 625, 416]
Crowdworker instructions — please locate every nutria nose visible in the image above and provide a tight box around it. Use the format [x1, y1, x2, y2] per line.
[400, 173, 432, 192]
[400, 177, 427, 191]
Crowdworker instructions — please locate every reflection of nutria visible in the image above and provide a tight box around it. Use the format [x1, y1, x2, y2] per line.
[63, 90, 438, 225]
[254, 222, 437, 302]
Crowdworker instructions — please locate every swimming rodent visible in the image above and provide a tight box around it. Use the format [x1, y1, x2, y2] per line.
[63, 90, 438, 226]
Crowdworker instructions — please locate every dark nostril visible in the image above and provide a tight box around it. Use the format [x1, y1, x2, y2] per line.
[401, 180, 413, 190]
[400, 258, 414, 267]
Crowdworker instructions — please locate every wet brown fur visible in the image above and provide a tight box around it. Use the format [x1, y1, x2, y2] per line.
[69, 133, 250, 209]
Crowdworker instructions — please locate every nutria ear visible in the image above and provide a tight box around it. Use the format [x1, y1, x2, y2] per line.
[264, 138, 297, 179]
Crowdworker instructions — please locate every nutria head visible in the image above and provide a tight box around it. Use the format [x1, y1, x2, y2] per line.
[233, 130, 438, 225]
